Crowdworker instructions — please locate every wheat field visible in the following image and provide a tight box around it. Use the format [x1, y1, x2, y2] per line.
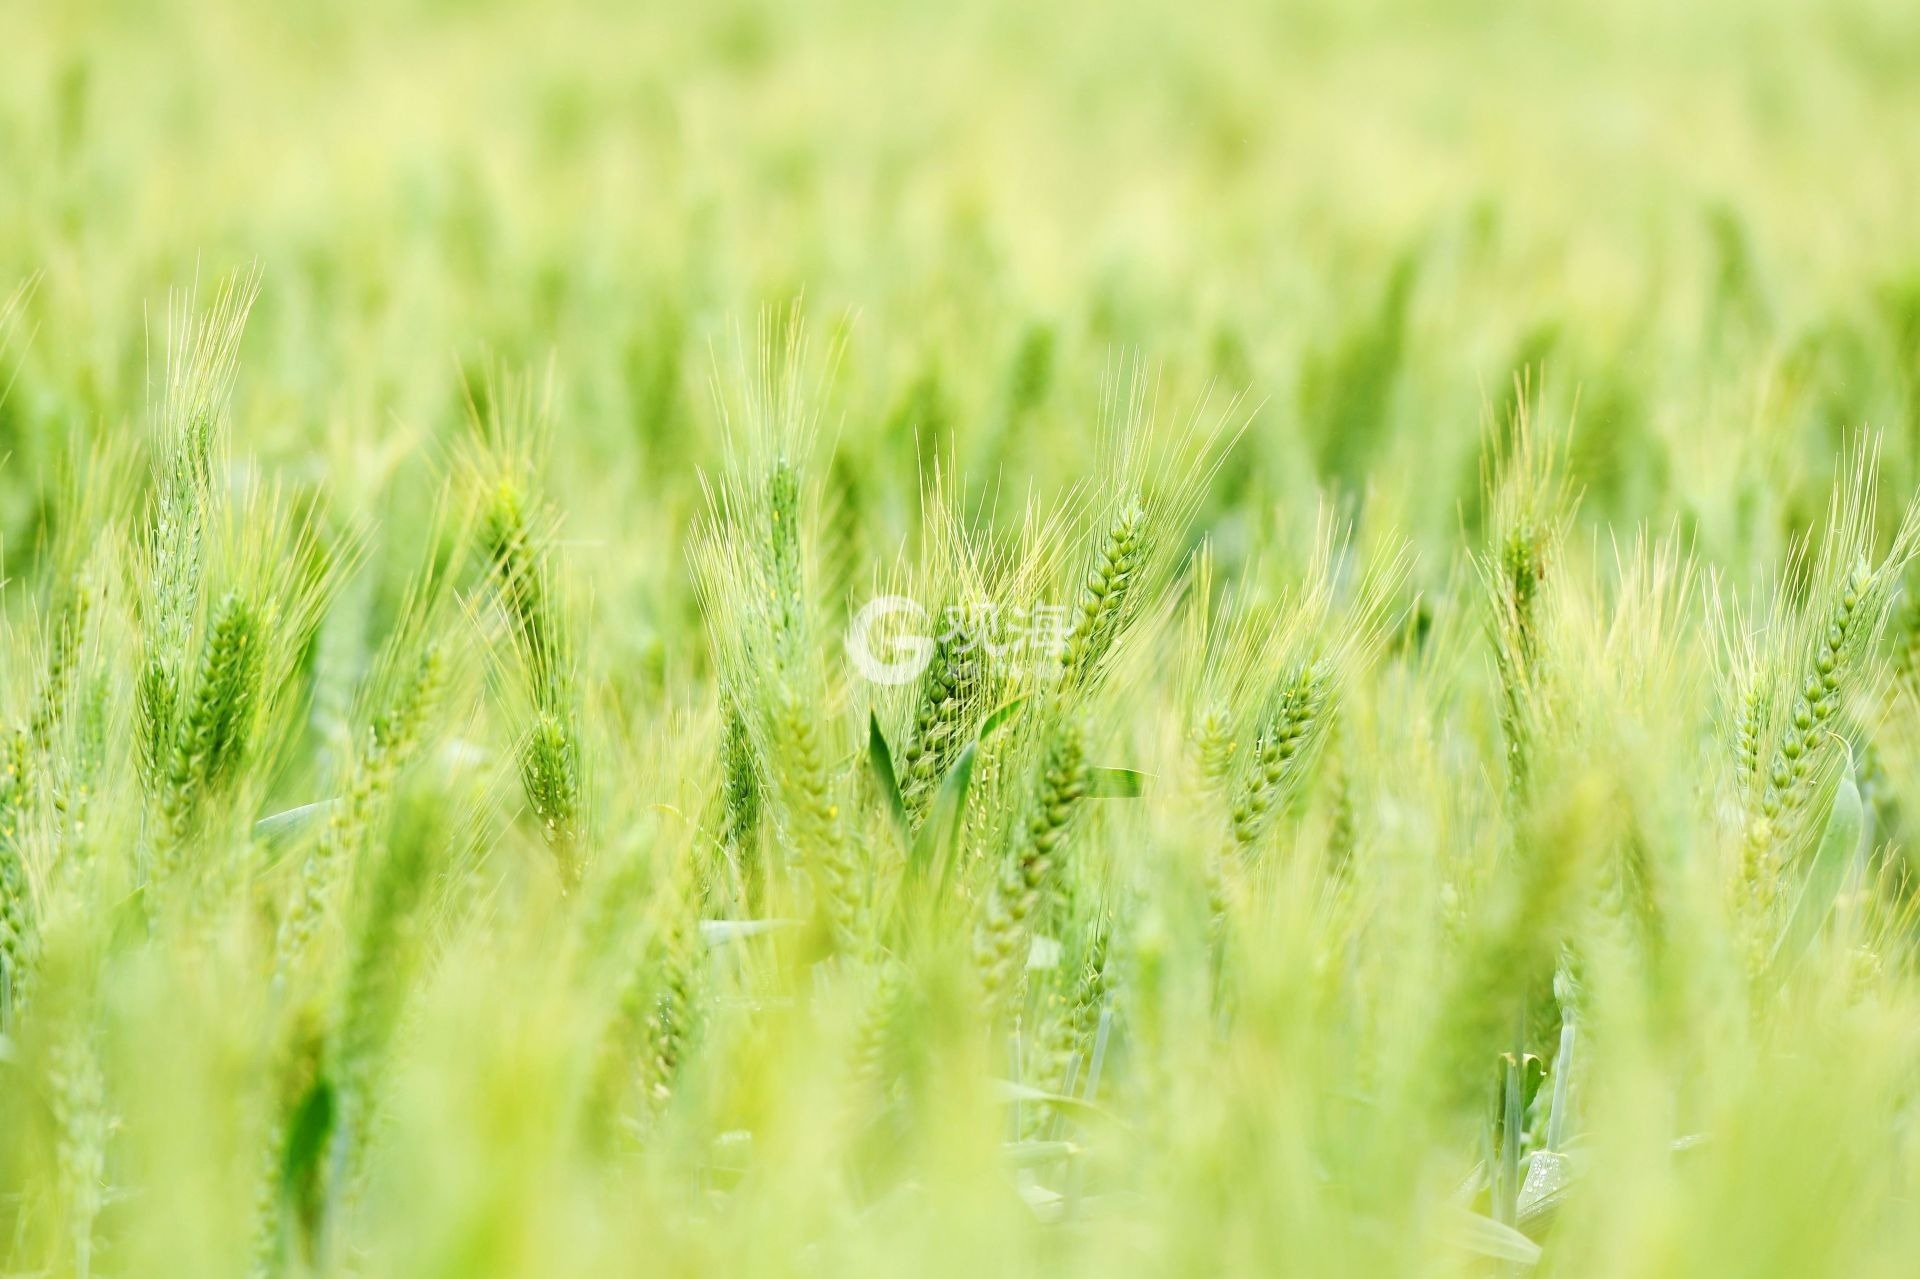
[4, 2, 1920, 1276]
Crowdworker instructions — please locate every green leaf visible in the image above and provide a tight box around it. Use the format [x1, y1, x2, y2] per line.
[1443, 1207, 1543, 1265]
[280, 1076, 336, 1197]
[1019, 1181, 1066, 1220]
[1086, 766, 1146, 798]
[1000, 1139, 1081, 1168]
[254, 798, 339, 841]
[991, 1078, 1126, 1127]
[980, 695, 1027, 740]
[904, 697, 1023, 887]
[1493, 1051, 1547, 1126]
[1517, 1149, 1576, 1236]
[867, 710, 909, 847]
[913, 740, 977, 891]
[281, 1074, 335, 1255]
[1770, 766, 1864, 973]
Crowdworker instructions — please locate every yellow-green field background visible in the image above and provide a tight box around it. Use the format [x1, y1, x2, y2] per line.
[7, 4, 1920, 1278]
[8, 0, 1920, 572]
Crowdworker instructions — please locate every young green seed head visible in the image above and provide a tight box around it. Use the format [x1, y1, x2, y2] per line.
[899, 610, 984, 828]
[1061, 496, 1149, 692]
[977, 718, 1089, 1021]
[1230, 663, 1333, 849]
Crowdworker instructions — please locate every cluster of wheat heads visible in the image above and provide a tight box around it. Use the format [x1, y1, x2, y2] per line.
[5, 279, 1920, 1276]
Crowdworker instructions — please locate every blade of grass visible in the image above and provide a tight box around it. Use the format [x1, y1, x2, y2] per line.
[1770, 759, 1864, 974]
[980, 695, 1027, 740]
[915, 740, 977, 893]
[868, 709, 910, 847]
[1086, 767, 1147, 798]
[1445, 1208, 1543, 1266]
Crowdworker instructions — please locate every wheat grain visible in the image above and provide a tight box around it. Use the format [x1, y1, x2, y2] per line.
[977, 718, 1088, 1021]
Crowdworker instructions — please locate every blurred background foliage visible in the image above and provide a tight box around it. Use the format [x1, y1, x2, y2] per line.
[5, 0, 1919, 614]
[5, 4, 1920, 1275]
